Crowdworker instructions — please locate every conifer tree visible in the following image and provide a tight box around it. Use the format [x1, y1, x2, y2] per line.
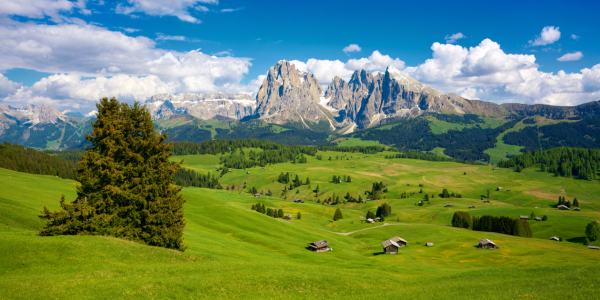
[278, 209, 284, 218]
[333, 208, 343, 221]
[585, 221, 600, 241]
[38, 98, 187, 251]
[297, 211, 302, 220]
[573, 198, 579, 207]
[262, 204, 266, 214]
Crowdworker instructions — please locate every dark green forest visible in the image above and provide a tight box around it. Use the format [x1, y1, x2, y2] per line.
[503, 118, 600, 152]
[0, 142, 78, 179]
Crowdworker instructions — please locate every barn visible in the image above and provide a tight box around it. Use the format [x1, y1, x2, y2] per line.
[479, 238, 499, 249]
[307, 240, 331, 252]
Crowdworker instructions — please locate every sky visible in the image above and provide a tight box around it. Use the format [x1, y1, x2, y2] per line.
[0, 0, 599, 115]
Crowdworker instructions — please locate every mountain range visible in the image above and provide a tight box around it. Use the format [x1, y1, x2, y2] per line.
[2, 60, 600, 155]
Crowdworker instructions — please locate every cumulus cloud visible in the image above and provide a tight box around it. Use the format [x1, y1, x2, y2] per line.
[115, 0, 217, 23]
[0, 0, 90, 21]
[289, 50, 405, 84]
[0, 73, 22, 97]
[557, 51, 583, 62]
[571, 34, 580, 40]
[445, 32, 466, 44]
[156, 33, 186, 41]
[342, 44, 361, 54]
[528, 26, 561, 46]
[221, 8, 242, 12]
[0, 20, 254, 111]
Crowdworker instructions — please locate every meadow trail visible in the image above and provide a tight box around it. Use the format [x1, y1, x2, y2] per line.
[318, 223, 529, 239]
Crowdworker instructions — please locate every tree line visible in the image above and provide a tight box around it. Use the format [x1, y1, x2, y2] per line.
[0, 142, 78, 179]
[452, 211, 533, 238]
[498, 147, 600, 180]
[172, 166, 221, 189]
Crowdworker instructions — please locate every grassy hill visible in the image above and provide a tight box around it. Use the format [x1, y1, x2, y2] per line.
[2, 150, 600, 299]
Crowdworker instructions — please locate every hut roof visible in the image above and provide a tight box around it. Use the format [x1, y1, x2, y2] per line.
[558, 205, 570, 210]
[389, 236, 407, 244]
[308, 240, 329, 249]
[479, 238, 496, 246]
[573, 207, 581, 211]
[426, 242, 434, 247]
[549, 236, 559, 241]
[588, 246, 600, 250]
[366, 218, 374, 222]
[381, 240, 400, 248]
[534, 217, 542, 221]
[520, 215, 529, 219]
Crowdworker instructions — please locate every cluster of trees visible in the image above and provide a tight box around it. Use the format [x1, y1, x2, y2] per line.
[441, 189, 462, 198]
[557, 196, 579, 208]
[451, 212, 533, 238]
[332, 175, 352, 183]
[498, 147, 600, 180]
[376, 203, 391, 218]
[173, 167, 221, 189]
[585, 221, 600, 244]
[43, 149, 84, 164]
[0, 142, 78, 180]
[213, 120, 330, 146]
[318, 145, 386, 154]
[367, 181, 388, 200]
[164, 125, 212, 143]
[358, 117, 521, 161]
[39, 98, 187, 251]
[385, 151, 472, 164]
[251, 203, 284, 218]
[503, 118, 600, 152]
[430, 113, 484, 124]
[172, 139, 318, 157]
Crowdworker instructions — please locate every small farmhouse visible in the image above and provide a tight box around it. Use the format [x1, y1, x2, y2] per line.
[479, 238, 499, 249]
[381, 240, 400, 254]
[483, 200, 491, 203]
[419, 184, 424, 187]
[497, 187, 503, 191]
[573, 207, 581, 211]
[366, 218, 375, 223]
[446, 203, 453, 207]
[426, 243, 434, 247]
[246, 172, 251, 174]
[255, 193, 263, 197]
[469, 205, 475, 209]
[534, 217, 542, 221]
[520, 215, 529, 220]
[307, 240, 331, 252]
[558, 205, 570, 210]
[549, 236, 560, 241]
[389, 236, 407, 247]
[283, 215, 293, 220]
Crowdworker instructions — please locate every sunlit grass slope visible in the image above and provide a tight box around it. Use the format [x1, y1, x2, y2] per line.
[2, 151, 600, 299]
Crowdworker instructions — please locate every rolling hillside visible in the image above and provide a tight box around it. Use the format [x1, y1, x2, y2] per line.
[2, 148, 600, 299]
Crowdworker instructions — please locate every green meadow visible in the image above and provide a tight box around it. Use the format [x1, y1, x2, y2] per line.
[1, 150, 600, 299]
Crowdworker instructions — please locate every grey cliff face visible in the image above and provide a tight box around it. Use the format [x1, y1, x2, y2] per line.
[144, 92, 256, 120]
[0, 104, 64, 126]
[255, 61, 335, 128]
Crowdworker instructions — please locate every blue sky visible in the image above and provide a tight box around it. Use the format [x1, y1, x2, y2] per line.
[0, 0, 599, 114]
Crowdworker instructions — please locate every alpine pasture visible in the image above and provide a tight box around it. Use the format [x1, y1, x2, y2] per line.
[1, 149, 599, 299]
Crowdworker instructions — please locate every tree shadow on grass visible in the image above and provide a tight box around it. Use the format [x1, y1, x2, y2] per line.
[566, 236, 586, 244]
[372, 252, 388, 256]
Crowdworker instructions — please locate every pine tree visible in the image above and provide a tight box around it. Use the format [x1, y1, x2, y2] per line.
[333, 208, 343, 221]
[585, 221, 600, 241]
[297, 211, 302, 220]
[584, 237, 590, 246]
[573, 198, 580, 207]
[262, 204, 266, 214]
[278, 209, 284, 218]
[530, 211, 536, 219]
[38, 98, 187, 251]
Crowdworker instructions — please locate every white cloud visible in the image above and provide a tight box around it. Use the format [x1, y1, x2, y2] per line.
[120, 27, 141, 33]
[221, 8, 242, 12]
[342, 44, 361, 54]
[156, 33, 186, 41]
[0, 20, 254, 111]
[571, 34, 580, 40]
[528, 26, 561, 46]
[85, 109, 97, 117]
[557, 51, 583, 62]
[289, 50, 405, 84]
[0, 0, 89, 21]
[0, 73, 22, 97]
[115, 0, 217, 23]
[445, 32, 466, 44]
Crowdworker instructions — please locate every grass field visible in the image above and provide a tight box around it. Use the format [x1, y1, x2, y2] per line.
[2, 150, 600, 299]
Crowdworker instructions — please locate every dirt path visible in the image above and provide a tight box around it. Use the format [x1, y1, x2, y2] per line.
[318, 223, 527, 239]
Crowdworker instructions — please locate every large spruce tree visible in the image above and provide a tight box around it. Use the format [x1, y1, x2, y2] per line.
[38, 98, 187, 251]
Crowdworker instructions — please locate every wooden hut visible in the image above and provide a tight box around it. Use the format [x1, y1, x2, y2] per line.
[446, 203, 453, 207]
[483, 200, 491, 203]
[246, 171, 251, 174]
[478, 238, 499, 249]
[573, 207, 581, 211]
[419, 184, 424, 187]
[389, 236, 407, 247]
[469, 205, 475, 209]
[558, 205, 570, 210]
[426, 243, 434, 247]
[255, 193, 263, 197]
[549, 236, 560, 241]
[520, 215, 529, 220]
[381, 240, 400, 254]
[534, 217, 542, 221]
[307, 240, 331, 252]
[497, 187, 503, 191]
[283, 215, 293, 220]
[588, 246, 600, 250]
[366, 218, 375, 223]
